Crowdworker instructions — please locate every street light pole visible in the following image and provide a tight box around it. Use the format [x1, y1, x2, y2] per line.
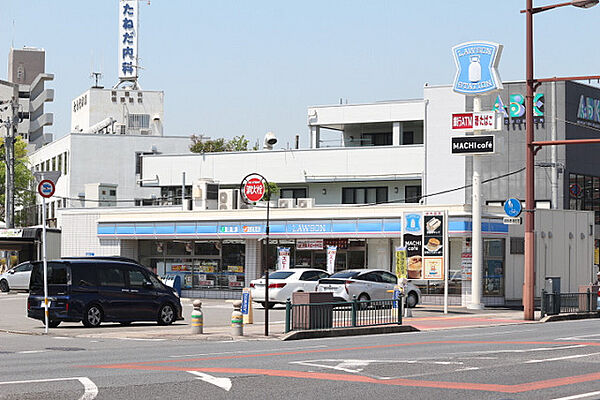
[522, 0, 599, 320]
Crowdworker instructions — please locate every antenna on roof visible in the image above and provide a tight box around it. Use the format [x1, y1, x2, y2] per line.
[91, 72, 103, 88]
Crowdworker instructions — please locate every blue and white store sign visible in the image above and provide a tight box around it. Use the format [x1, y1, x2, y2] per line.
[452, 41, 503, 96]
[504, 198, 522, 217]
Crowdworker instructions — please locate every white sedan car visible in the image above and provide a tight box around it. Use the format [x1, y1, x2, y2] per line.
[0, 262, 33, 292]
[250, 268, 330, 308]
[316, 269, 421, 308]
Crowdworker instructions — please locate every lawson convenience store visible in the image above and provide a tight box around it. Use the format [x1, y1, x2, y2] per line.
[66, 204, 513, 303]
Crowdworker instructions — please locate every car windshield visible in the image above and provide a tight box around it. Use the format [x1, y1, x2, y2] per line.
[268, 271, 295, 280]
[330, 271, 360, 279]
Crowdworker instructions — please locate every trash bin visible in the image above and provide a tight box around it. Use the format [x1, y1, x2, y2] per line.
[544, 276, 561, 315]
[291, 292, 334, 330]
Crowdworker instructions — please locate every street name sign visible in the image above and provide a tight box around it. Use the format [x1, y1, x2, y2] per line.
[503, 217, 522, 225]
[452, 111, 501, 131]
[451, 135, 495, 155]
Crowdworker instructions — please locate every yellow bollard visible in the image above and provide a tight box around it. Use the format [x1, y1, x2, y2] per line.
[191, 300, 204, 334]
[231, 300, 243, 336]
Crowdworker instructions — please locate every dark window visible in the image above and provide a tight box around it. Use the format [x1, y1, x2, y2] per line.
[403, 131, 415, 144]
[268, 271, 294, 279]
[48, 264, 68, 285]
[300, 271, 320, 281]
[206, 184, 219, 200]
[330, 271, 360, 279]
[109, 190, 116, 196]
[380, 271, 398, 284]
[97, 266, 126, 287]
[127, 267, 150, 288]
[362, 133, 392, 146]
[135, 152, 153, 176]
[358, 272, 382, 282]
[14, 263, 32, 272]
[342, 187, 388, 204]
[510, 237, 525, 255]
[72, 265, 98, 287]
[280, 188, 308, 199]
[405, 185, 422, 203]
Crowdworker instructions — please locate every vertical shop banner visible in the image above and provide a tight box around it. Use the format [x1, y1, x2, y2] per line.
[403, 213, 423, 279]
[395, 247, 407, 280]
[326, 246, 337, 274]
[461, 238, 473, 280]
[423, 212, 445, 280]
[277, 247, 290, 270]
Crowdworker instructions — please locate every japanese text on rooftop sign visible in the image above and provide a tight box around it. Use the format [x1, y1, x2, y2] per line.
[119, 0, 138, 80]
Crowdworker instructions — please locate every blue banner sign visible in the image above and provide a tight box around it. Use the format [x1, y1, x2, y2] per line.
[504, 198, 522, 218]
[453, 41, 503, 96]
[241, 290, 250, 315]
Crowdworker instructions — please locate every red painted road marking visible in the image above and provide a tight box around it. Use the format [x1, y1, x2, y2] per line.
[82, 340, 600, 394]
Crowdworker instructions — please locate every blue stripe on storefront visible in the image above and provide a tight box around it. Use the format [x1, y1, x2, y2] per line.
[155, 224, 175, 235]
[383, 219, 401, 232]
[135, 225, 154, 235]
[197, 224, 217, 234]
[115, 225, 135, 235]
[357, 220, 383, 232]
[332, 221, 355, 233]
[175, 224, 195, 234]
[97, 225, 115, 235]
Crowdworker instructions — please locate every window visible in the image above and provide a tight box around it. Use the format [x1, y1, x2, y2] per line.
[342, 187, 388, 204]
[110, 190, 116, 196]
[403, 131, 415, 144]
[72, 266, 97, 287]
[135, 151, 154, 175]
[280, 188, 307, 199]
[128, 114, 150, 129]
[51, 157, 56, 171]
[362, 132, 392, 146]
[300, 271, 321, 281]
[127, 268, 150, 288]
[14, 263, 32, 273]
[405, 185, 422, 203]
[57, 154, 63, 174]
[510, 237, 525, 255]
[380, 271, 398, 284]
[97, 266, 126, 287]
[359, 272, 382, 282]
[48, 264, 68, 285]
[64, 152, 68, 175]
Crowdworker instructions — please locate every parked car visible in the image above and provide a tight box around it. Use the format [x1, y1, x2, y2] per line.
[0, 262, 33, 292]
[316, 269, 421, 308]
[27, 258, 183, 328]
[250, 268, 330, 308]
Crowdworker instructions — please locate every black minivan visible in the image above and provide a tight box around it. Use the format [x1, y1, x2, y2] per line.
[27, 258, 183, 328]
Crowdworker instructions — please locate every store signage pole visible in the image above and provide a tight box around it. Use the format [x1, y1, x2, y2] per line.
[240, 173, 270, 336]
[452, 41, 503, 310]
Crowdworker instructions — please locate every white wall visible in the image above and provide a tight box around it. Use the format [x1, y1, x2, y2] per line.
[308, 100, 424, 127]
[59, 211, 120, 257]
[424, 85, 468, 205]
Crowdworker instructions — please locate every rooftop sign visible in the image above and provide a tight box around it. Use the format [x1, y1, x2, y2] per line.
[119, 0, 138, 81]
[452, 41, 503, 96]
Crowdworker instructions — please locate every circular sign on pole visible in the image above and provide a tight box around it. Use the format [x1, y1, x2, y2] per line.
[504, 198, 522, 217]
[569, 183, 582, 198]
[38, 179, 55, 198]
[241, 175, 266, 203]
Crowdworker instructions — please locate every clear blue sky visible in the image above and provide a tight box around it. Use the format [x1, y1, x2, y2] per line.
[1, 1, 599, 149]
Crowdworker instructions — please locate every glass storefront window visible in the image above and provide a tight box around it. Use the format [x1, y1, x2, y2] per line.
[166, 241, 192, 256]
[483, 239, 505, 296]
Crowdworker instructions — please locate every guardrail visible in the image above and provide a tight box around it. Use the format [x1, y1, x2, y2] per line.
[284, 297, 403, 333]
[541, 289, 598, 317]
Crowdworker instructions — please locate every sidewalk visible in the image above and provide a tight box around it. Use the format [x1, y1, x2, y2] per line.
[0, 292, 540, 340]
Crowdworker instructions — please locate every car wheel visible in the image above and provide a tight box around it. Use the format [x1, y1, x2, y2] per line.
[48, 320, 61, 328]
[260, 302, 276, 309]
[158, 303, 175, 325]
[82, 304, 103, 328]
[407, 292, 418, 308]
[358, 293, 370, 310]
[0, 280, 9, 292]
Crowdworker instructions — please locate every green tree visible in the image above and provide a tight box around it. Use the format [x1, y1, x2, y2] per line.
[0, 136, 35, 226]
[190, 135, 250, 153]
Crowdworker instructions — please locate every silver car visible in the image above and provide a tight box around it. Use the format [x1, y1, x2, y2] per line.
[0, 262, 33, 292]
[316, 269, 421, 308]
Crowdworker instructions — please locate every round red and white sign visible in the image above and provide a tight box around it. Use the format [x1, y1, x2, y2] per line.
[243, 177, 265, 202]
[38, 179, 55, 198]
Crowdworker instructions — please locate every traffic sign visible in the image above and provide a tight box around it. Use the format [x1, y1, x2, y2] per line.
[243, 177, 265, 202]
[504, 198, 522, 217]
[451, 135, 495, 155]
[38, 180, 55, 198]
[569, 183, 582, 198]
[452, 111, 500, 131]
[503, 217, 522, 225]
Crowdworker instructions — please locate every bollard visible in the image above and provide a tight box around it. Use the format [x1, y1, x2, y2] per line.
[191, 300, 204, 334]
[403, 295, 413, 318]
[231, 300, 243, 336]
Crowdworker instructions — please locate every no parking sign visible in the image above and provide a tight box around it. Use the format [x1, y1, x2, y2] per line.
[38, 180, 55, 198]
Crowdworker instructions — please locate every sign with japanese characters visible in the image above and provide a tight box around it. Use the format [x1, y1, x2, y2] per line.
[451, 111, 501, 131]
[118, 0, 138, 80]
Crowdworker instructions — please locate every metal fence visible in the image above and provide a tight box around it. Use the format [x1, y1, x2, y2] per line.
[284, 298, 403, 333]
[541, 289, 598, 317]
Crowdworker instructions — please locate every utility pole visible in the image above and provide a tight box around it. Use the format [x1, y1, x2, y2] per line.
[1, 99, 19, 228]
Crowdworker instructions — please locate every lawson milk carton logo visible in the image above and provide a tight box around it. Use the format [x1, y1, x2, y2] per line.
[453, 41, 503, 96]
[404, 214, 422, 234]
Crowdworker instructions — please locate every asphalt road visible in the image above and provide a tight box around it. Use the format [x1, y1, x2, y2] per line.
[1, 319, 600, 399]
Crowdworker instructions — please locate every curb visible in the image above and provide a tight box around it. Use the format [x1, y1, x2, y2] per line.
[540, 312, 600, 323]
[281, 325, 419, 341]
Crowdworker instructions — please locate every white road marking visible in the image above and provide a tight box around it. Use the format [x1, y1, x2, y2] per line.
[169, 345, 327, 358]
[550, 390, 600, 400]
[187, 371, 232, 391]
[452, 328, 536, 338]
[17, 350, 47, 354]
[52, 337, 71, 340]
[455, 367, 480, 371]
[117, 338, 166, 342]
[525, 352, 600, 364]
[556, 334, 600, 341]
[450, 344, 586, 355]
[290, 359, 463, 373]
[0, 376, 98, 400]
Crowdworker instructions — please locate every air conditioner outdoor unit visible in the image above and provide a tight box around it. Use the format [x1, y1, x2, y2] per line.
[192, 179, 218, 210]
[237, 190, 252, 209]
[140, 129, 151, 135]
[278, 198, 295, 208]
[218, 189, 237, 210]
[296, 198, 314, 208]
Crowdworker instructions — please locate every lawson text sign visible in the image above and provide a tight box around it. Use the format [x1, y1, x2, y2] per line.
[452, 41, 503, 96]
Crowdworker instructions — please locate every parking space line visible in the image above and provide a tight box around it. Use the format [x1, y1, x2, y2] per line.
[525, 352, 600, 364]
[551, 390, 600, 400]
[0, 376, 98, 400]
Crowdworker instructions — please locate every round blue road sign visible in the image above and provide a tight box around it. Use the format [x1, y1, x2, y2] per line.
[38, 179, 55, 198]
[504, 198, 522, 217]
